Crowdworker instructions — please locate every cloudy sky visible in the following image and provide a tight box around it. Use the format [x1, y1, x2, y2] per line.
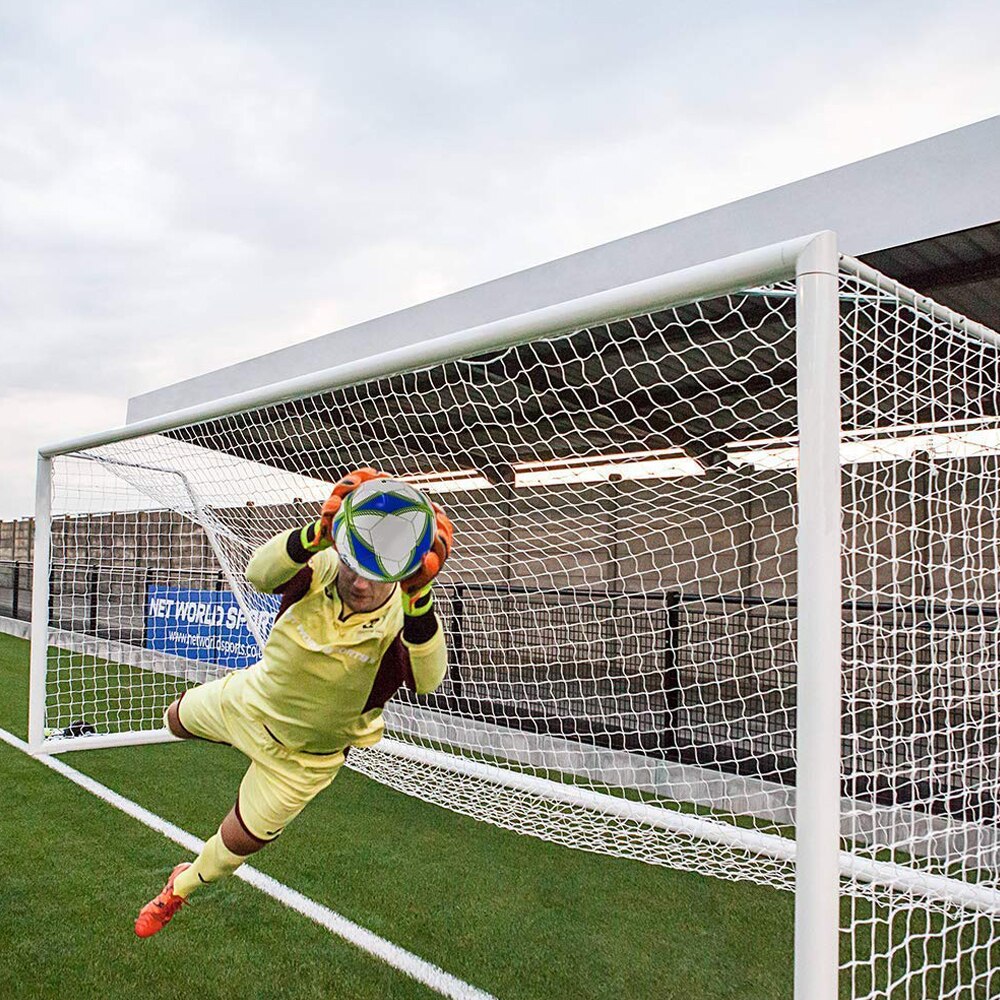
[2, 0, 999, 518]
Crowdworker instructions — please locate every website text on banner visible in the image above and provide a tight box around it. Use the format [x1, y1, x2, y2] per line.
[145, 586, 279, 669]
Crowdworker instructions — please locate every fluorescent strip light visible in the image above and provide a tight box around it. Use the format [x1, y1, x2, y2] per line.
[401, 471, 494, 493]
[730, 427, 1000, 471]
[515, 454, 703, 487]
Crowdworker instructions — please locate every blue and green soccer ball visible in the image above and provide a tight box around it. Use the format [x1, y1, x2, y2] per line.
[332, 479, 435, 583]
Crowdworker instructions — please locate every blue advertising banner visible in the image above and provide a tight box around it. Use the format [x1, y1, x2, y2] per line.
[145, 585, 280, 669]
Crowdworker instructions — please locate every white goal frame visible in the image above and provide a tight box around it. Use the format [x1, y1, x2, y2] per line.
[29, 231, 1000, 1000]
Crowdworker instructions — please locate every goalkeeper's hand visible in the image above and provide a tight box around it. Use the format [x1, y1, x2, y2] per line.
[400, 503, 454, 614]
[300, 467, 388, 553]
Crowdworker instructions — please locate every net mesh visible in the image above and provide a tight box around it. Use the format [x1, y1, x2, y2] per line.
[38, 257, 1000, 996]
[837, 262, 1000, 997]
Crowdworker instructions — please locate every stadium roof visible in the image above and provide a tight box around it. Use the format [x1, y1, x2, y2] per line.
[128, 116, 1000, 427]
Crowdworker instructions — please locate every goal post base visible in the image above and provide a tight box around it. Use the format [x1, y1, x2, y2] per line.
[32, 728, 182, 755]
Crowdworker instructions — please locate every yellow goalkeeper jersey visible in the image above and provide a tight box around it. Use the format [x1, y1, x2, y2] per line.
[230, 532, 447, 754]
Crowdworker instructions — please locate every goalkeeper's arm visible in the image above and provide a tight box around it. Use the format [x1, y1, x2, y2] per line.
[399, 583, 447, 693]
[246, 468, 387, 594]
[244, 527, 316, 594]
[398, 503, 454, 694]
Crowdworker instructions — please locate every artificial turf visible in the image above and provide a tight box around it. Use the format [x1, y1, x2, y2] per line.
[1, 632, 799, 999]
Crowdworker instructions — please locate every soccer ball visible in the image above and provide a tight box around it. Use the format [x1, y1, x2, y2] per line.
[332, 479, 435, 583]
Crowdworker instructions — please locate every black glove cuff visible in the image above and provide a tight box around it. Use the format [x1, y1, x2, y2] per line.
[286, 527, 313, 564]
[403, 606, 439, 646]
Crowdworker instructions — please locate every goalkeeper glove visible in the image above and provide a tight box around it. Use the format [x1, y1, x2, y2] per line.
[300, 467, 388, 553]
[400, 503, 455, 613]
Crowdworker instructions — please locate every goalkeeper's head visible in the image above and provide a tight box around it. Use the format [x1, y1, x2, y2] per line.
[335, 562, 394, 613]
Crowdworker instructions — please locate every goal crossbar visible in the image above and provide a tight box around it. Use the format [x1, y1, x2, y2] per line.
[38, 234, 828, 461]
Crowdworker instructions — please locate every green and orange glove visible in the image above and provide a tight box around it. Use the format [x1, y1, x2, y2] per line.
[300, 467, 388, 553]
[399, 503, 455, 617]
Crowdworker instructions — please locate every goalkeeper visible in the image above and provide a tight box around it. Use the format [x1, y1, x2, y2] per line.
[134, 469, 454, 937]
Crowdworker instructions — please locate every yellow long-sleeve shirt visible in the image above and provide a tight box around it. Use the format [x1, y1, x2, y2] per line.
[231, 531, 447, 754]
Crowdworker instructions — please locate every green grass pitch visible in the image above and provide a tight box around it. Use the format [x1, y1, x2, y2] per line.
[0, 632, 799, 999]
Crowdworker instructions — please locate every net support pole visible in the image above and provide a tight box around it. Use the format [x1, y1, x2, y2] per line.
[793, 230, 842, 1000]
[28, 453, 53, 751]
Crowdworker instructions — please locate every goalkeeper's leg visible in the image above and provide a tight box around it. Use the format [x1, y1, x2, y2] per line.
[173, 749, 345, 897]
[134, 798, 267, 938]
[172, 791, 271, 898]
[135, 752, 343, 936]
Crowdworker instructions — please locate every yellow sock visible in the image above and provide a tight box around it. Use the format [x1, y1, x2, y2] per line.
[173, 828, 249, 898]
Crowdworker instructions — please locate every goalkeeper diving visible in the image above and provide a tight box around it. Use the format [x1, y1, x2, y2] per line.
[134, 469, 454, 937]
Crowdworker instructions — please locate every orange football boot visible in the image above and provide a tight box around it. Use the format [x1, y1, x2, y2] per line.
[134, 863, 191, 938]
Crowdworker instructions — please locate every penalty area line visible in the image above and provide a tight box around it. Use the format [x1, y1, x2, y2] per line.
[0, 726, 496, 1000]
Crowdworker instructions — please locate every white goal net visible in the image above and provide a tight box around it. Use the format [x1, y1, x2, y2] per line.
[31, 236, 1000, 997]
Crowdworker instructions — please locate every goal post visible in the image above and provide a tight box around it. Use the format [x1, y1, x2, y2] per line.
[29, 230, 1000, 998]
[28, 452, 52, 750]
[793, 229, 842, 1000]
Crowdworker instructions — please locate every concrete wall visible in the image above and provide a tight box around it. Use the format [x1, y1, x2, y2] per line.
[6, 456, 997, 635]
[0, 519, 33, 561]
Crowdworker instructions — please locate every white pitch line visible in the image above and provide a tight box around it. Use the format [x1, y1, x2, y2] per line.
[0, 726, 496, 1000]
